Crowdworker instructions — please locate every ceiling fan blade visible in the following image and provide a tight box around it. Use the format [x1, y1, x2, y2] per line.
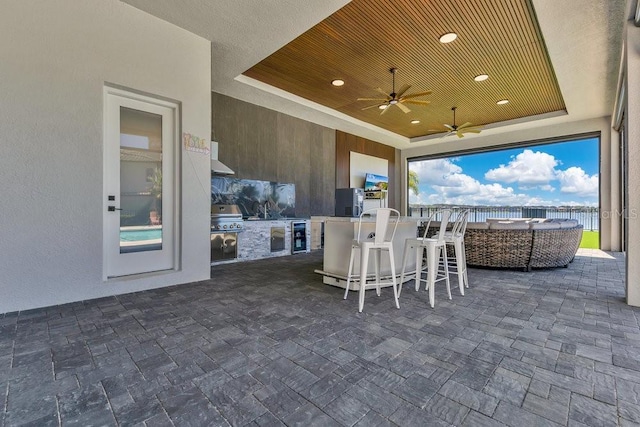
[361, 104, 383, 111]
[396, 84, 411, 98]
[379, 104, 391, 115]
[397, 102, 411, 113]
[357, 97, 389, 102]
[456, 131, 466, 138]
[375, 87, 391, 98]
[444, 124, 455, 131]
[441, 131, 455, 138]
[400, 90, 433, 100]
[457, 122, 473, 130]
[402, 100, 431, 106]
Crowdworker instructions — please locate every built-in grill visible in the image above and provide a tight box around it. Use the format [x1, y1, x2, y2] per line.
[211, 204, 243, 263]
[211, 204, 244, 232]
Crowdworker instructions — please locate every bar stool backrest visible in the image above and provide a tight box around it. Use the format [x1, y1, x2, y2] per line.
[421, 209, 451, 242]
[356, 208, 400, 245]
[451, 209, 470, 237]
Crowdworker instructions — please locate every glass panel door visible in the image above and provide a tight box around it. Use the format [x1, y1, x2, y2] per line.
[104, 88, 177, 278]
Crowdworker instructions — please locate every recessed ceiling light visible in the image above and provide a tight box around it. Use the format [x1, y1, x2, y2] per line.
[411, 120, 420, 124]
[497, 99, 509, 105]
[474, 74, 489, 82]
[378, 105, 387, 110]
[331, 79, 344, 87]
[439, 32, 458, 43]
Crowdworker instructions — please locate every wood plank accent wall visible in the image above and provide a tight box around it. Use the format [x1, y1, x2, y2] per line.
[335, 130, 400, 210]
[212, 92, 336, 217]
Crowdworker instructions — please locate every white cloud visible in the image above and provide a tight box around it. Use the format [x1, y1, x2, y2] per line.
[410, 158, 462, 186]
[408, 153, 598, 206]
[409, 158, 535, 206]
[485, 149, 559, 186]
[557, 167, 599, 197]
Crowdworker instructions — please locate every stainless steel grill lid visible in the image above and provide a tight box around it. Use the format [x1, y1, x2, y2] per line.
[211, 204, 244, 231]
[211, 204, 242, 217]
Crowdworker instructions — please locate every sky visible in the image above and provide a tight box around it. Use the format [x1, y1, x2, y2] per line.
[408, 137, 599, 207]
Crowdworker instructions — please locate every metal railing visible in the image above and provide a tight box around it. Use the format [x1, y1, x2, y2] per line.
[408, 206, 599, 231]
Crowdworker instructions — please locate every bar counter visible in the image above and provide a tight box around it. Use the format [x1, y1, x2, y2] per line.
[316, 216, 419, 290]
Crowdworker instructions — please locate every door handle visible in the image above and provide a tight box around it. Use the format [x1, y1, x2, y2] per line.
[108, 206, 123, 212]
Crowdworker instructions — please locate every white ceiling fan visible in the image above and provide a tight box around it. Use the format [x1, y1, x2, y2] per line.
[440, 107, 483, 138]
[357, 68, 432, 115]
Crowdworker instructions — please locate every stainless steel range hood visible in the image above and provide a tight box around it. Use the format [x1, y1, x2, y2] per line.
[210, 141, 234, 175]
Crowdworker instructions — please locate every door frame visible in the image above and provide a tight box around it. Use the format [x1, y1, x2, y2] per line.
[102, 85, 181, 280]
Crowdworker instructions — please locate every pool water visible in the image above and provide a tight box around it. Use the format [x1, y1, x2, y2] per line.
[120, 228, 162, 242]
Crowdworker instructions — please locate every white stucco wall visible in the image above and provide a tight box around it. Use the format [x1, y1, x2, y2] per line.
[0, 1, 211, 313]
[401, 117, 616, 249]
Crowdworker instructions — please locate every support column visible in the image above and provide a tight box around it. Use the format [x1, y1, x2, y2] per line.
[625, 19, 640, 306]
[610, 127, 621, 252]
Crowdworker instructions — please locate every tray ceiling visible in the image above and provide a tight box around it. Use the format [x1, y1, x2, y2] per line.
[243, 0, 566, 139]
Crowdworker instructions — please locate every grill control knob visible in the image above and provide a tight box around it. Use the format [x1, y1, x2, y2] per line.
[223, 225, 227, 229]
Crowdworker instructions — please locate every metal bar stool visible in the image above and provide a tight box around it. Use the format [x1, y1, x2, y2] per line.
[444, 209, 470, 295]
[399, 209, 451, 308]
[343, 208, 401, 312]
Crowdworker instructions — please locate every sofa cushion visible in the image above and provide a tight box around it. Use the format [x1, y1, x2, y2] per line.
[528, 218, 547, 223]
[487, 218, 531, 223]
[530, 222, 561, 230]
[466, 222, 490, 230]
[489, 221, 530, 230]
[560, 219, 579, 228]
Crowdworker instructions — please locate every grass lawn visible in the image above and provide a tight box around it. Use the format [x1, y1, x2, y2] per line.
[580, 231, 599, 249]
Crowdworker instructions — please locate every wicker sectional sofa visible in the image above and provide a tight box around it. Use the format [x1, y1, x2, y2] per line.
[423, 218, 583, 271]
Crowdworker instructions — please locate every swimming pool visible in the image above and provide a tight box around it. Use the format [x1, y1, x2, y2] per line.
[120, 227, 162, 253]
[120, 228, 162, 242]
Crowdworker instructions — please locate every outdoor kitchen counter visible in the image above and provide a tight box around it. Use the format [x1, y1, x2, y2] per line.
[316, 217, 419, 290]
[234, 219, 311, 263]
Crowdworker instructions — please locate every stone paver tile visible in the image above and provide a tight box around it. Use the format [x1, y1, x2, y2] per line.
[533, 367, 593, 396]
[347, 379, 403, 417]
[424, 393, 470, 425]
[282, 403, 341, 427]
[522, 391, 569, 425]
[575, 343, 613, 364]
[254, 385, 308, 419]
[493, 401, 562, 427]
[353, 410, 396, 427]
[568, 394, 617, 427]
[483, 367, 530, 406]
[618, 398, 640, 425]
[389, 402, 450, 427]
[438, 379, 499, 416]
[253, 411, 285, 427]
[391, 373, 439, 409]
[375, 337, 412, 356]
[596, 361, 640, 384]
[323, 393, 370, 426]
[461, 410, 507, 427]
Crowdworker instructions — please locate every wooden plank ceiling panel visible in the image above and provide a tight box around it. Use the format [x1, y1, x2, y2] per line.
[243, 0, 565, 139]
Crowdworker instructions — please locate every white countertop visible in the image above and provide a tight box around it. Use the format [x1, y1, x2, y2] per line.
[325, 216, 419, 223]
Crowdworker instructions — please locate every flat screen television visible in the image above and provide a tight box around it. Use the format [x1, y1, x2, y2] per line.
[364, 173, 388, 198]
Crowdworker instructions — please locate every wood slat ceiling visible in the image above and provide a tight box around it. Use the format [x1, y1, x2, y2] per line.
[243, 0, 565, 139]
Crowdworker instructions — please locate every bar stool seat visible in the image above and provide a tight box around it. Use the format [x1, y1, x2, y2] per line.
[400, 210, 451, 308]
[343, 208, 401, 312]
